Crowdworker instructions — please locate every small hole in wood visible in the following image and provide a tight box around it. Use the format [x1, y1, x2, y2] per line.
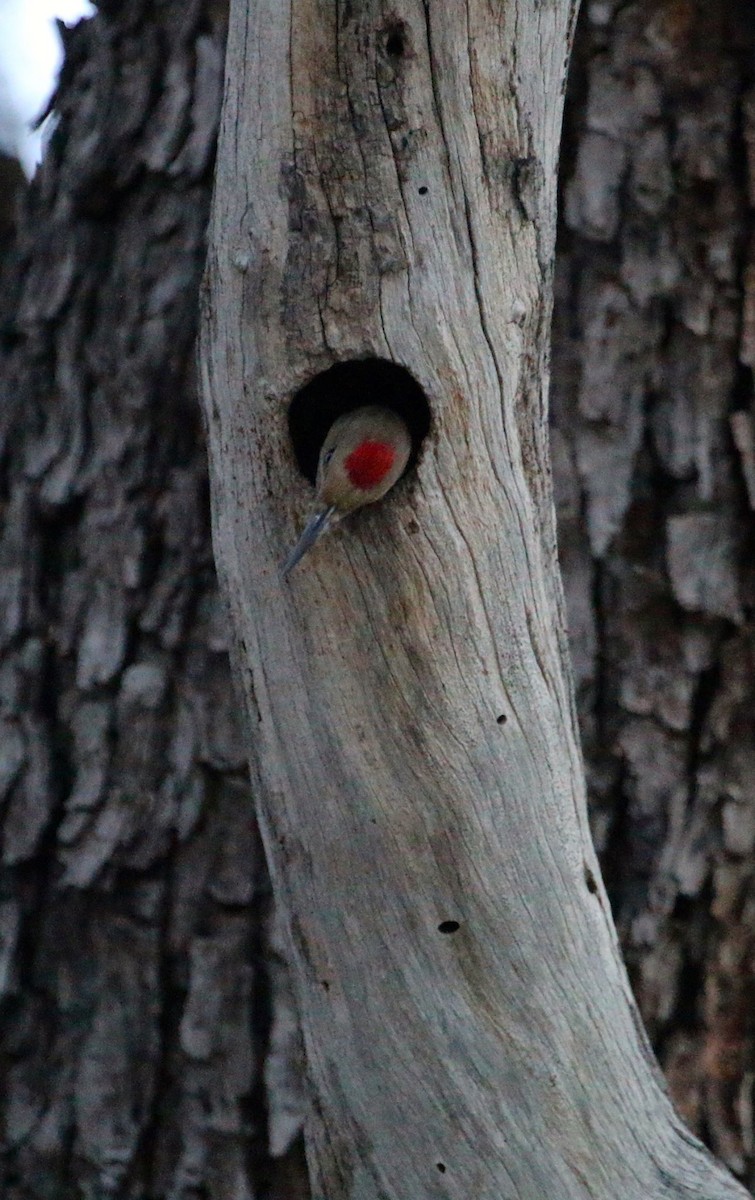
[288, 358, 431, 484]
[418, 185, 428, 195]
[438, 920, 460, 934]
[436, 1163, 446, 1173]
[386, 27, 405, 57]
[584, 867, 598, 895]
[496, 713, 507, 725]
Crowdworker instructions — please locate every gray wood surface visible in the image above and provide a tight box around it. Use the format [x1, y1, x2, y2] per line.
[200, 1, 748, 1196]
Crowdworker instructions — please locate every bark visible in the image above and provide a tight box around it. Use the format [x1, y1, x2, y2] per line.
[200, 1, 747, 1197]
[0, 154, 24, 251]
[553, 0, 755, 1186]
[0, 6, 297, 1198]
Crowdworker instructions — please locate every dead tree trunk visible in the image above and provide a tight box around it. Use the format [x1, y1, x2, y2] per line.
[200, 2, 748, 1196]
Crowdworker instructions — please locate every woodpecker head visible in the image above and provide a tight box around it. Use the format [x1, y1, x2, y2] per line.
[283, 405, 411, 575]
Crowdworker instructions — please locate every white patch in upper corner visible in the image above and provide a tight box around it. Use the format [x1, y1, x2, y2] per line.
[0, 0, 95, 177]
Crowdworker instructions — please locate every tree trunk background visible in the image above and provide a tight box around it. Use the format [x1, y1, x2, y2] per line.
[554, 0, 755, 1186]
[0, 6, 303, 1198]
[0, 1, 753, 1198]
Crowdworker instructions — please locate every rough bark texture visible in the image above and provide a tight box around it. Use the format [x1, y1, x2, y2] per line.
[0, 154, 25, 253]
[553, 0, 755, 1187]
[0, 6, 303, 1198]
[200, 1, 747, 1197]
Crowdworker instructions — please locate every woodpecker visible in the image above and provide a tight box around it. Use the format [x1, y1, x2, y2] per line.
[283, 405, 412, 575]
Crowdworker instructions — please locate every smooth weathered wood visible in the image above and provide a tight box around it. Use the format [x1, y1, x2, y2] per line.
[200, 1, 748, 1196]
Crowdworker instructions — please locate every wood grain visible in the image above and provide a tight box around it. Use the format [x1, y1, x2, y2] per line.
[201, 1, 748, 1196]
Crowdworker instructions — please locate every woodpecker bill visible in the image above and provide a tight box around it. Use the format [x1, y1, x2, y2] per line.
[283, 405, 411, 575]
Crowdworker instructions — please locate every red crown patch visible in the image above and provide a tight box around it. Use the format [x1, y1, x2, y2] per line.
[344, 440, 396, 490]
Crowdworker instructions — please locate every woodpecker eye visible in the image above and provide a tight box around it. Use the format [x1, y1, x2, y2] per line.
[322, 447, 335, 467]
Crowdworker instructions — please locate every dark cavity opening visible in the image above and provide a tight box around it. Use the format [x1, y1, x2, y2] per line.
[288, 358, 431, 485]
[437, 920, 460, 935]
[385, 25, 406, 57]
[418, 185, 428, 195]
[496, 713, 507, 725]
[584, 866, 598, 895]
[436, 1163, 447, 1174]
